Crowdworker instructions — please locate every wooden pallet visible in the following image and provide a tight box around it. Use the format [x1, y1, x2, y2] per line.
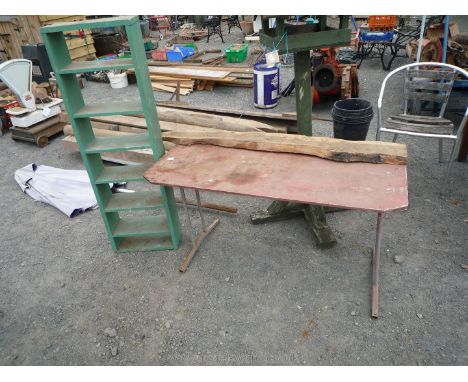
[10, 116, 65, 147]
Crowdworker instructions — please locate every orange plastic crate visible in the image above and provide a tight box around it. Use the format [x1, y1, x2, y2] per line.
[368, 16, 396, 31]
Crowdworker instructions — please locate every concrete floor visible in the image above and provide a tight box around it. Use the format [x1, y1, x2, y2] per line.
[0, 19, 467, 365]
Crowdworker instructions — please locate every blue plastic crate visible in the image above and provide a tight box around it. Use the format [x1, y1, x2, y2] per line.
[360, 30, 394, 42]
[166, 45, 195, 62]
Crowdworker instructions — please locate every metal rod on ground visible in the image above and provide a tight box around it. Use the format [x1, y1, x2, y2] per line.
[195, 189, 207, 232]
[179, 187, 195, 246]
[372, 212, 385, 318]
[175, 198, 237, 214]
[179, 218, 220, 273]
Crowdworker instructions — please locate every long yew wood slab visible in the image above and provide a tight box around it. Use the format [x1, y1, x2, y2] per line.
[144, 145, 408, 212]
[161, 130, 408, 165]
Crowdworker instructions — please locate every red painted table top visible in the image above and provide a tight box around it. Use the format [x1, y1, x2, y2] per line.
[144, 144, 408, 212]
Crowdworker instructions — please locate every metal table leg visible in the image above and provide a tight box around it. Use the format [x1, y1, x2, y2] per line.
[179, 187, 195, 246]
[179, 188, 220, 273]
[372, 212, 385, 318]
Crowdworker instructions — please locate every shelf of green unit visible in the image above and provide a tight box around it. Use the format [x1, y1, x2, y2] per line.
[40, 15, 138, 34]
[112, 215, 169, 238]
[59, 59, 134, 74]
[84, 134, 151, 154]
[104, 191, 164, 212]
[95, 164, 150, 184]
[116, 235, 174, 252]
[73, 102, 144, 118]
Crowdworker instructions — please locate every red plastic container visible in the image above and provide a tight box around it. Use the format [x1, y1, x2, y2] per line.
[151, 49, 167, 61]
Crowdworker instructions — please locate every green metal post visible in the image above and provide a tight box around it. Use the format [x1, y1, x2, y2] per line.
[294, 50, 313, 136]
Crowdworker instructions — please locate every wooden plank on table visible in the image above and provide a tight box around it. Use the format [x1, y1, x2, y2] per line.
[144, 144, 409, 213]
[161, 130, 408, 165]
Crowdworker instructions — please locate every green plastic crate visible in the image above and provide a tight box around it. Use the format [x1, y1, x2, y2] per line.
[225, 43, 249, 63]
[183, 43, 198, 52]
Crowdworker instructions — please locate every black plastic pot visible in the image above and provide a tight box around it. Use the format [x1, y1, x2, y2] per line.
[332, 98, 374, 141]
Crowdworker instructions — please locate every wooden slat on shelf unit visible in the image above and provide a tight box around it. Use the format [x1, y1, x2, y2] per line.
[95, 164, 151, 184]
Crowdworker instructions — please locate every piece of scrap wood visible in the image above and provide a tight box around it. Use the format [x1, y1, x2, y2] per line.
[161, 130, 408, 165]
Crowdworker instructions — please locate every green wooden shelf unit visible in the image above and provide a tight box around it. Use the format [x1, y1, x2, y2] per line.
[40, 16, 181, 252]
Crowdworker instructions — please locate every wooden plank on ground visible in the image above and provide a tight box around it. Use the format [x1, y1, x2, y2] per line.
[147, 61, 253, 73]
[152, 83, 192, 95]
[145, 66, 232, 80]
[90, 109, 275, 133]
[151, 80, 194, 88]
[161, 130, 408, 165]
[156, 107, 274, 132]
[89, 115, 214, 134]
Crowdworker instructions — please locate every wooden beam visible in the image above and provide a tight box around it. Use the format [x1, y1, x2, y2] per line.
[161, 130, 408, 165]
[152, 83, 192, 95]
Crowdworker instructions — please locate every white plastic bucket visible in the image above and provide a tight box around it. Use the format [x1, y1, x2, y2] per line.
[107, 72, 128, 89]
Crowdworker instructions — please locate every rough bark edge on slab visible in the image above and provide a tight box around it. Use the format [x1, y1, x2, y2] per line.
[161, 131, 408, 165]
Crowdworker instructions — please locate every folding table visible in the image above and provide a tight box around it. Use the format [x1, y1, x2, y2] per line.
[144, 144, 408, 318]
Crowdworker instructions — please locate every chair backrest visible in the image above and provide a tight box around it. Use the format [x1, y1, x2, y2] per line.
[403, 66, 456, 117]
[378, 62, 468, 132]
[204, 16, 221, 27]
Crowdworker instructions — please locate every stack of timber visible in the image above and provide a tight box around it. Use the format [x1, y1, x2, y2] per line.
[10, 114, 66, 147]
[173, 26, 208, 42]
[128, 68, 196, 95]
[0, 16, 42, 60]
[62, 107, 277, 164]
[156, 100, 339, 134]
[137, 62, 254, 92]
[0, 16, 96, 61]
[39, 16, 96, 61]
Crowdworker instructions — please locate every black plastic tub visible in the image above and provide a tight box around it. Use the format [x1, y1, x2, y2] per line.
[332, 98, 374, 141]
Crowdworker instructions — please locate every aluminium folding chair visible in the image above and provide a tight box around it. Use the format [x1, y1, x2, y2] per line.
[376, 62, 468, 194]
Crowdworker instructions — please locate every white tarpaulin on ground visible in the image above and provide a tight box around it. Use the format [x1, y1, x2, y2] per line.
[14, 163, 98, 218]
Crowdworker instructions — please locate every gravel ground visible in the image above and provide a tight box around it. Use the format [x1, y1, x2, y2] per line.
[0, 18, 467, 366]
